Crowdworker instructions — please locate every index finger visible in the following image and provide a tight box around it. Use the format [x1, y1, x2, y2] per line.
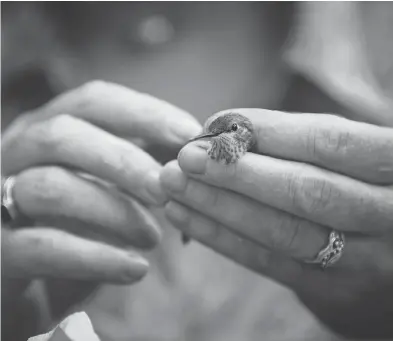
[20, 81, 202, 147]
[214, 109, 393, 184]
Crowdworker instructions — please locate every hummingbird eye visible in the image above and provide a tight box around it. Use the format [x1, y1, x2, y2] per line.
[231, 123, 238, 131]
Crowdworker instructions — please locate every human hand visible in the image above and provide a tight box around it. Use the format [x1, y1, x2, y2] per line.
[160, 109, 393, 339]
[1, 80, 201, 299]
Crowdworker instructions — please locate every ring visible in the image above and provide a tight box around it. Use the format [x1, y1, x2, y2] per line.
[307, 230, 345, 269]
[1, 176, 18, 223]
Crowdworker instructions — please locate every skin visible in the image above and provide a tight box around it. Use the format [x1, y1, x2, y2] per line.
[2, 80, 201, 306]
[160, 108, 393, 339]
[3, 3, 392, 339]
[2, 4, 295, 339]
[181, 113, 255, 244]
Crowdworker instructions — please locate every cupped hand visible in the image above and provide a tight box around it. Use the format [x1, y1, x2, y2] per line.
[1, 80, 201, 287]
[160, 109, 393, 338]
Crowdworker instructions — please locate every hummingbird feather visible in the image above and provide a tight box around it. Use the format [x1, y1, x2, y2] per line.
[182, 112, 255, 244]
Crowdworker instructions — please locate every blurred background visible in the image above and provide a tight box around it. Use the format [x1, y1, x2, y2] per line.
[2, 2, 393, 341]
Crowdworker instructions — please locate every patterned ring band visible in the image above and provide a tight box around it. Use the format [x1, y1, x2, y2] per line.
[1, 176, 18, 223]
[306, 230, 345, 270]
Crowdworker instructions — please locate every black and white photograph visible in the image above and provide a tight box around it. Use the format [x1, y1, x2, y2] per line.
[2, 1, 393, 340]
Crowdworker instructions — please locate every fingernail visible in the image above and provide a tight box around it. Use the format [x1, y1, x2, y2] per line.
[129, 200, 162, 249]
[165, 201, 190, 225]
[178, 144, 208, 174]
[144, 171, 169, 205]
[160, 162, 188, 193]
[123, 254, 149, 281]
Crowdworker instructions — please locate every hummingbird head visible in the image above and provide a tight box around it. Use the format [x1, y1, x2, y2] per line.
[187, 112, 255, 164]
[188, 112, 255, 147]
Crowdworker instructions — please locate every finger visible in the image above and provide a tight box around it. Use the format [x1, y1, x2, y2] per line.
[161, 162, 393, 272]
[161, 161, 326, 260]
[177, 145, 393, 234]
[19, 80, 202, 147]
[164, 194, 393, 340]
[210, 109, 393, 184]
[2, 227, 149, 283]
[3, 114, 168, 205]
[164, 200, 304, 288]
[164, 199, 393, 276]
[13, 166, 161, 249]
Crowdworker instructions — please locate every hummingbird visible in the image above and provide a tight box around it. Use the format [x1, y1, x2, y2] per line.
[189, 112, 256, 164]
[181, 112, 256, 244]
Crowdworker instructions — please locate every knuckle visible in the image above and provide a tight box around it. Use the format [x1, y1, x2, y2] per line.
[74, 80, 112, 114]
[47, 113, 75, 133]
[109, 145, 136, 180]
[79, 80, 111, 103]
[270, 215, 303, 253]
[37, 114, 76, 152]
[375, 143, 393, 182]
[307, 125, 352, 161]
[20, 167, 70, 208]
[287, 168, 336, 216]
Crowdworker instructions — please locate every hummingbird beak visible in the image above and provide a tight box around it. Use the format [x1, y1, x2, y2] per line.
[188, 132, 219, 143]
